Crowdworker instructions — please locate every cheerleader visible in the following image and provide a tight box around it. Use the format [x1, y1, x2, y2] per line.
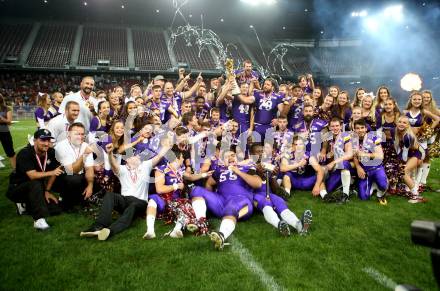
[348, 106, 370, 132]
[312, 87, 323, 107]
[109, 92, 122, 119]
[404, 91, 439, 192]
[328, 85, 340, 104]
[314, 94, 333, 122]
[379, 98, 401, 193]
[394, 116, 425, 203]
[89, 101, 111, 142]
[360, 93, 381, 131]
[419, 90, 440, 190]
[34, 93, 54, 129]
[352, 87, 366, 107]
[374, 86, 391, 112]
[332, 91, 352, 130]
[298, 74, 314, 94]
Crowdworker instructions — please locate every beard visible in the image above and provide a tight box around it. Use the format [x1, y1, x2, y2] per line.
[82, 87, 92, 94]
[304, 115, 313, 122]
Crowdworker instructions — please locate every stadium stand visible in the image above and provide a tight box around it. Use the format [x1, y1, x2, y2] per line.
[0, 23, 32, 62]
[26, 24, 77, 68]
[78, 26, 128, 67]
[132, 30, 172, 71]
[172, 37, 217, 70]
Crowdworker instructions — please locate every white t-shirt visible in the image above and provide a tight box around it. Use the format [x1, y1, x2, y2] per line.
[118, 160, 153, 201]
[55, 139, 94, 174]
[58, 91, 93, 130]
[47, 114, 77, 144]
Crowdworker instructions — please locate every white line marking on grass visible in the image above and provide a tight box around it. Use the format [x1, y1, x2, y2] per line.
[230, 236, 285, 291]
[362, 267, 397, 290]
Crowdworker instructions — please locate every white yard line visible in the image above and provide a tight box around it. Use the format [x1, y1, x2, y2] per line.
[362, 267, 397, 290]
[230, 236, 285, 291]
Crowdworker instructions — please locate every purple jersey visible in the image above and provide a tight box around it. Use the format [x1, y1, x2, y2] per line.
[155, 163, 186, 198]
[288, 99, 304, 127]
[293, 119, 328, 154]
[195, 103, 211, 120]
[212, 164, 256, 199]
[34, 107, 53, 124]
[406, 110, 423, 127]
[232, 96, 251, 127]
[267, 129, 294, 155]
[90, 116, 108, 133]
[357, 133, 383, 170]
[253, 91, 282, 125]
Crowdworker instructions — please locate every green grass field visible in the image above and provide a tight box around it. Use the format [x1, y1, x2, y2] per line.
[1, 119, 440, 290]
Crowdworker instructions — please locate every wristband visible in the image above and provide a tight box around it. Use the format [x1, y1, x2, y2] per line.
[173, 183, 179, 191]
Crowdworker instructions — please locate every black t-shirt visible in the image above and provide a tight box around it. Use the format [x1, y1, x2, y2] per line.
[11, 144, 60, 184]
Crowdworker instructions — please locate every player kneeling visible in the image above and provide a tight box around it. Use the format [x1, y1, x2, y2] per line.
[189, 151, 262, 250]
[250, 143, 312, 236]
[353, 119, 388, 204]
[280, 136, 324, 197]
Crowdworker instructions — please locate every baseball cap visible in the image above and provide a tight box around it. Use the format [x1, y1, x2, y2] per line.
[153, 75, 165, 81]
[34, 129, 55, 141]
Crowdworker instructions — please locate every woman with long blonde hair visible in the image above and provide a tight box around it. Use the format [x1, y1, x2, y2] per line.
[360, 93, 381, 130]
[393, 116, 425, 203]
[34, 93, 54, 128]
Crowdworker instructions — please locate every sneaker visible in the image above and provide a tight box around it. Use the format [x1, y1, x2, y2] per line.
[299, 210, 313, 235]
[16, 203, 27, 215]
[277, 220, 291, 237]
[34, 218, 50, 230]
[143, 231, 156, 240]
[378, 197, 388, 206]
[80, 225, 103, 237]
[169, 229, 184, 238]
[209, 231, 225, 250]
[97, 228, 111, 241]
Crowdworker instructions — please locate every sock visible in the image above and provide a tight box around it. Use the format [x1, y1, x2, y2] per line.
[277, 179, 282, 185]
[262, 206, 280, 228]
[420, 163, 430, 185]
[146, 199, 157, 233]
[284, 187, 291, 194]
[280, 209, 301, 231]
[319, 189, 327, 198]
[369, 183, 378, 195]
[192, 199, 207, 219]
[219, 218, 236, 240]
[341, 170, 351, 195]
[377, 190, 384, 198]
[173, 221, 183, 232]
[415, 166, 423, 189]
[411, 186, 419, 196]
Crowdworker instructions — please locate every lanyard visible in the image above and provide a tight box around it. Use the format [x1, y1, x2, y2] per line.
[35, 152, 47, 172]
[128, 168, 138, 184]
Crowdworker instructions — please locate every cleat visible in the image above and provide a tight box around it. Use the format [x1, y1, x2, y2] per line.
[378, 197, 388, 206]
[299, 210, 313, 235]
[210, 231, 225, 250]
[97, 228, 110, 241]
[276, 187, 291, 200]
[322, 193, 337, 203]
[143, 231, 156, 240]
[186, 223, 199, 233]
[169, 229, 184, 238]
[350, 189, 358, 197]
[337, 193, 350, 205]
[277, 220, 291, 237]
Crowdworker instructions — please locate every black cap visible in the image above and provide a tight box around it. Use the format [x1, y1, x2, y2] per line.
[34, 129, 55, 141]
